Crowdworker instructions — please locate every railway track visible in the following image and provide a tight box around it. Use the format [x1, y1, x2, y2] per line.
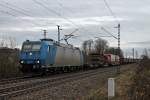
[0, 75, 38, 86]
[0, 71, 85, 88]
[0, 66, 118, 100]
[0, 67, 106, 87]
[0, 69, 90, 86]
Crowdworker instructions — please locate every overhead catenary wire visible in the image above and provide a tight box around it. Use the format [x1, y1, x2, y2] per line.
[35, 0, 120, 43]
[0, 0, 120, 44]
[32, 0, 78, 27]
[0, 3, 31, 17]
[47, 0, 107, 42]
[0, 2, 49, 27]
[42, 0, 74, 14]
[1, 1, 33, 16]
[0, 9, 41, 26]
[34, 0, 78, 29]
[0, 1, 56, 27]
[55, 0, 98, 36]
[103, 0, 120, 24]
[55, 0, 74, 14]
[0, 9, 16, 17]
[0, 1, 59, 27]
[101, 26, 118, 39]
[0, 0, 103, 41]
[92, 0, 121, 46]
[32, 0, 94, 34]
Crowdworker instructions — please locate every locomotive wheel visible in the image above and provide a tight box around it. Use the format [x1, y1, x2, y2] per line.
[20, 65, 33, 73]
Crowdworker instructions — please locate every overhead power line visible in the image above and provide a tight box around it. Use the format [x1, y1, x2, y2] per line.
[1, 1, 61, 27]
[0, 3, 31, 17]
[55, 0, 74, 14]
[103, 0, 120, 23]
[101, 27, 118, 39]
[0, 2, 46, 26]
[32, 0, 77, 27]
[1, 1, 32, 16]
[128, 41, 150, 44]
[32, 0, 93, 34]
[0, 10, 16, 17]
[0, 9, 41, 26]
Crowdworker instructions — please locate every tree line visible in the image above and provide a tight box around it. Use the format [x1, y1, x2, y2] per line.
[81, 38, 124, 57]
[0, 35, 20, 78]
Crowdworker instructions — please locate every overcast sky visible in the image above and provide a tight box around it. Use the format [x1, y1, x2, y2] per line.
[0, 0, 150, 57]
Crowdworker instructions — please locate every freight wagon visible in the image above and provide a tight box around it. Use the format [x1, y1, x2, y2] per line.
[104, 54, 120, 66]
[87, 53, 106, 67]
[87, 53, 120, 67]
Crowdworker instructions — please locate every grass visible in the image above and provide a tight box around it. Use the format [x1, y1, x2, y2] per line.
[86, 64, 137, 100]
[86, 57, 150, 100]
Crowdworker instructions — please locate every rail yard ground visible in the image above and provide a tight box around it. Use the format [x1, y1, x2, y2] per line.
[0, 63, 138, 100]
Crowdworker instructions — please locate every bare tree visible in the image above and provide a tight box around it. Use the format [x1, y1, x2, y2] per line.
[87, 39, 93, 53]
[94, 38, 108, 54]
[105, 47, 124, 57]
[0, 35, 17, 48]
[9, 36, 17, 49]
[82, 39, 94, 55]
[135, 50, 139, 59]
[0, 35, 19, 78]
[82, 40, 88, 55]
[143, 48, 149, 58]
[0, 39, 4, 47]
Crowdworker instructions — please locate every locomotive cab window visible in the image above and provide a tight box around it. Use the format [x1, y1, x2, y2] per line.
[22, 42, 41, 51]
[22, 44, 32, 51]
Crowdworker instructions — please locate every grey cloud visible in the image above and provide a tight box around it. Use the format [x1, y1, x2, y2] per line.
[0, 0, 149, 55]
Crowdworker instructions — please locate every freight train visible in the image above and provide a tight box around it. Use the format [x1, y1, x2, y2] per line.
[19, 38, 137, 74]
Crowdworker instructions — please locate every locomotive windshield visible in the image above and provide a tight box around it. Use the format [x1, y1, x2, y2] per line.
[22, 42, 41, 51]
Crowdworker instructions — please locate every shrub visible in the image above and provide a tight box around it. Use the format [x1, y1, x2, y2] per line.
[0, 48, 20, 78]
[129, 57, 150, 100]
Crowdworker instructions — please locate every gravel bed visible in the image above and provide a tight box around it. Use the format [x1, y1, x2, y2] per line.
[10, 65, 132, 100]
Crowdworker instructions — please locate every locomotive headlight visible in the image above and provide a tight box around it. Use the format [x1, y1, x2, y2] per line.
[29, 52, 32, 56]
[36, 60, 40, 64]
[20, 61, 24, 64]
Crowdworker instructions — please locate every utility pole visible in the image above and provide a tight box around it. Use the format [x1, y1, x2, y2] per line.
[132, 48, 134, 60]
[57, 25, 62, 43]
[101, 24, 121, 73]
[43, 30, 47, 39]
[135, 50, 138, 59]
[118, 24, 120, 74]
[117, 24, 120, 58]
[115, 23, 120, 74]
[114, 24, 120, 59]
[126, 51, 128, 58]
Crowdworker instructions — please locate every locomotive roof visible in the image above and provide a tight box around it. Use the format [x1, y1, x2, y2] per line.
[24, 39, 80, 50]
[24, 40, 41, 44]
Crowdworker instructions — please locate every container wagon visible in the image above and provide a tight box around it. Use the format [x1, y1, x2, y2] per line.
[104, 54, 120, 66]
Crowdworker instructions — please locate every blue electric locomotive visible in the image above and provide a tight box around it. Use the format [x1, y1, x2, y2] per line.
[19, 39, 84, 73]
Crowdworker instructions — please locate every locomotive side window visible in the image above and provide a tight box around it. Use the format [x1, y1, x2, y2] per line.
[47, 46, 50, 52]
[32, 44, 41, 51]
